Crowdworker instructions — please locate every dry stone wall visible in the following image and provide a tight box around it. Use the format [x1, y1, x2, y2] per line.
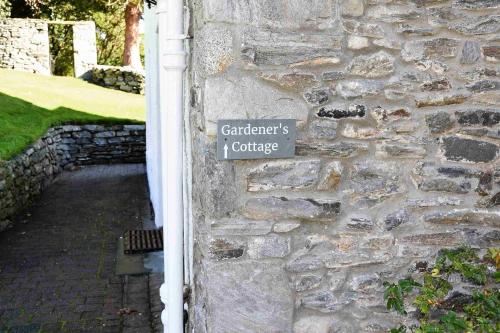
[0, 18, 50, 75]
[72, 22, 98, 79]
[0, 124, 145, 232]
[189, 0, 500, 332]
[91, 65, 146, 94]
[0, 19, 97, 77]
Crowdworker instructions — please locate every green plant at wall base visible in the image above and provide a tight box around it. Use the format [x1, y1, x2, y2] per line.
[383, 278, 422, 315]
[384, 246, 500, 333]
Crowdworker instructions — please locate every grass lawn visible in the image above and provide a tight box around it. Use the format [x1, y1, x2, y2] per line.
[0, 69, 145, 160]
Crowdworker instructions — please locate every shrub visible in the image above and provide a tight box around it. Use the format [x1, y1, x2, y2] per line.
[383, 247, 500, 333]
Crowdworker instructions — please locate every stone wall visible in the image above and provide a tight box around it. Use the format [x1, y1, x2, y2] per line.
[0, 18, 50, 75]
[188, 0, 500, 332]
[72, 22, 98, 79]
[0, 19, 97, 77]
[0, 124, 145, 232]
[91, 65, 145, 94]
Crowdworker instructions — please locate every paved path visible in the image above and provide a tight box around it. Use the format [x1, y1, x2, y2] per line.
[0, 164, 161, 333]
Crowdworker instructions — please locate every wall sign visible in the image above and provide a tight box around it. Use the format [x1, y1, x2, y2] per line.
[217, 119, 296, 160]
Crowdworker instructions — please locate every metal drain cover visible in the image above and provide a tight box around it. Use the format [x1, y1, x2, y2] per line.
[124, 229, 163, 254]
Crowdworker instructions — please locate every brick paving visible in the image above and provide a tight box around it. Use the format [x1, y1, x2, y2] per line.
[0, 164, 162, 333]
[147, 274, 163, 333]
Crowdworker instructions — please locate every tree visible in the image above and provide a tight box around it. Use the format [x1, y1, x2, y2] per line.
[94, 8, 125, 66]
[9, 0, 34, 17]
[123, 0, 142, 69]
[0, 0, 12, 17]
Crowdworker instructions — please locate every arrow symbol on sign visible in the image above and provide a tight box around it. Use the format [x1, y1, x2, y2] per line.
[224, 144, 228, 159]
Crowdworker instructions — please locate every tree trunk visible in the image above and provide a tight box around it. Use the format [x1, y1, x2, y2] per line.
[123, 2, 142, 69]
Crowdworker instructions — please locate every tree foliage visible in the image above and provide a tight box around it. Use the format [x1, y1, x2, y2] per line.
[12, 0, 111, 20]
[0, 0, 11, 18]
[48, 24, 74, 76]
[93, 6, 125, 66]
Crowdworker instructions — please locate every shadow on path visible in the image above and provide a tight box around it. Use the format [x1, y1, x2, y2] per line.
[0, 164, 155, 333]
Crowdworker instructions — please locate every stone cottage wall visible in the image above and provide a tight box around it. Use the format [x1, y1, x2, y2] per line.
[0, 124, 145, 232]
[0, 18, 50, 75]
[188, 0, 499, 332]
[91, 65, 146, 94]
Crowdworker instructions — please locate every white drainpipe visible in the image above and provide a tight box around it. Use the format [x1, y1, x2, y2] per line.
[157, 0, 187, 332]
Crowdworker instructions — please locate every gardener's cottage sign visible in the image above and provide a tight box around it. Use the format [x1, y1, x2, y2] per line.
[217, 119, 296, 160]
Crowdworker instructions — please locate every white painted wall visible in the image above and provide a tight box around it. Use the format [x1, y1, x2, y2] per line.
[144, 4, 162, 227]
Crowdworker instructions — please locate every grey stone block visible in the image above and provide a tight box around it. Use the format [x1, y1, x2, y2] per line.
[203, 75, 308, 136]
[205, 260, 293, 332]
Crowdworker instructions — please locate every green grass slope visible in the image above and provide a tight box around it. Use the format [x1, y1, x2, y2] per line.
[0, 69, 145, 160]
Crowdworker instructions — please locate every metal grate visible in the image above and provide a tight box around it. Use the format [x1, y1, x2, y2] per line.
[124, 229, 163, 254]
